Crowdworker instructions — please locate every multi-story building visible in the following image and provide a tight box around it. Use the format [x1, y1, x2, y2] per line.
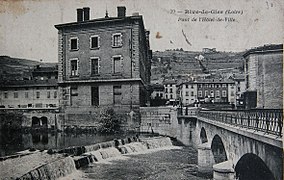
[150, 83, 164, 99]
[0, 80, 58, 108]
[0, 64, 59, 108]
[229, 74, 246, 109]
[32, 65, 58, 80]
[163, 80, 178, 101]
[243, 44, 283, 109]
[54, 7, 151, 128]
[178, 82, 198, 105]
[178, 79, 235, 106]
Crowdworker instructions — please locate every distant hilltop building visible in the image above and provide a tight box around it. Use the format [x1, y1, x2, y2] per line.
[202, 48, 216, 53]
[243, 44, 283, 109]
[54, 6, 152, 129]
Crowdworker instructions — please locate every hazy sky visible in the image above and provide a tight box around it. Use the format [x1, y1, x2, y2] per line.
[0, 0, 283, 62]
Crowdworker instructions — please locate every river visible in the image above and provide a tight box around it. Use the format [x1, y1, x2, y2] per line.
[64, 144, 210, 180]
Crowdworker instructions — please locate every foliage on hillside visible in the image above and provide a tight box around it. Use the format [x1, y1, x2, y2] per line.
[151, 50, 244, 82]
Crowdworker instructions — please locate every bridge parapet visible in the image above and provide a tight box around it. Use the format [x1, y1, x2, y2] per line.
[198, 109, 283, 137]
[177, 107, 199, 117]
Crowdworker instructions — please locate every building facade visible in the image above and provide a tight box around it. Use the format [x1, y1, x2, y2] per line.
[0, 80, 58, 108]
[163, 80, 178, 102]
[243, 44, 283, 109]
[178, 82, 198, 105]
[178, 80, 235, 106]
[55, 7, 151, 128]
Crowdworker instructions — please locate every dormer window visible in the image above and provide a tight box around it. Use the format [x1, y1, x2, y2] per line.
[70, 37, 78, 50]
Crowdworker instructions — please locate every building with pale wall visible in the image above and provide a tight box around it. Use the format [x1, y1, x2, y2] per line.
[243, 44, 283, 109]
[178, 80, 235, 106]
[0, 80, 58, 108]
[54, 7, 151, 129]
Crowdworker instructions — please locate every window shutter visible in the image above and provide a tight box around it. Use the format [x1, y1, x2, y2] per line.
[98, 57, 101, 73]
[120, 56, 123, 69]
[119, 34, 123, 46]
[98, 36, 100, 48]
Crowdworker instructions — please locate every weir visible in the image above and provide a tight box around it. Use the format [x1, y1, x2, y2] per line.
[2, 136, 173, 179]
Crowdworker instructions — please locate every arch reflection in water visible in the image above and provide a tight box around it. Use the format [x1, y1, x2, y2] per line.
[235, 153, 275, 180]
[211, 135, 227, 163]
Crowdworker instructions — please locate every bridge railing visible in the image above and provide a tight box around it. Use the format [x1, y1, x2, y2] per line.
[177, 107, 198, 117]
[198, 109, 283, 137]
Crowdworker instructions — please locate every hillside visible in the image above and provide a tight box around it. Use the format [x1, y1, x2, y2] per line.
[151, 50, 244, 83]
[0, 56, 56, 82]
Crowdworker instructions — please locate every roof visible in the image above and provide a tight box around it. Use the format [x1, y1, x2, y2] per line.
[151, 83, 164, 90]
[55, 15, 144, 30]
[0, 79, 58, 88]
[180, 79, 235, 85]
[243, 44, 283, 57]
[33, 66, 58, 73]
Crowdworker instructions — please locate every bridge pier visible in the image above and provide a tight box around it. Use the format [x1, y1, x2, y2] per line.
[197, 142, 215, 175]
[213, 160, 235, 180]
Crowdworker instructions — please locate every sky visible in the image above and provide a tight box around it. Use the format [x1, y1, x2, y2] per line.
[0, 0, 283, 62]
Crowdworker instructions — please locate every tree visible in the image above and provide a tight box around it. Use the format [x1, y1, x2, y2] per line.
[97, 108, 122, 133]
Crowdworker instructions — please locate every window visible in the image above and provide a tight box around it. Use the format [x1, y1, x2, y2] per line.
[191, 85, 194, 89]
[4, 92, 8, 99]
[205, 90, 209, 97]
[47, 91, 50, 98]
[216, 84, 220, 88]
[165, 95, 168, 99]
[91, 86, 99, 106]
[70, 37, 78, 50]
[222, 84, 227, 88]
[112, 33, 122, 47]
[14, 92, 18, 98]
[216, 90, 220, 97]
[170, 88, 173, 93]
[222, 90, 227, 97]
[205, 84, 208, 88]
[165, 88, 168, 93]
[113, 56, 122, 73]
[90, 35, 100, 49]
[25, 92, 29, 99]
[198, 91, 202, 97]
[231, 91, 235, 96]
[185, 85, 189, 89]
[238, 87, 241, 92]
[36, 92, 40, 99]
[170, 94, 173, 99]
[198, 84, 202, 88]
[70, 59, 78, 76]
[191, 91, 194, 96]
[210, 90, 214, 97]
[91, 57, 99, 75]
[170, 84, 172, 87]
[113, 85, 122, 104]
[185, 91, 189, 96]
[54, 91, 57, 98]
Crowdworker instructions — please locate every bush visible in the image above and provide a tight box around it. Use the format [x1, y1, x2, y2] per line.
[97, 108, 122, 134]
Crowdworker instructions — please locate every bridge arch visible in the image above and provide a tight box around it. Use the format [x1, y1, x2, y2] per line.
[200, 127, 208, 143]
[211, 134, 227, 164]
[235, 153, 275, 180]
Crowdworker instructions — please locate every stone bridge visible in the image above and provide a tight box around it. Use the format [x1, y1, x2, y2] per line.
[177, 108, 283, 180]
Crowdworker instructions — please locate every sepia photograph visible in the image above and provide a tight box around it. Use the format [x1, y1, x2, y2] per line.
[0, 0, 283, 179]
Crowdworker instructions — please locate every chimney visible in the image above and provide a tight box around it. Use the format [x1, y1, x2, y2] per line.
[117, 6, 126, 17]
[83, 7, 90, 21]
[77, 8, 84, 22]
